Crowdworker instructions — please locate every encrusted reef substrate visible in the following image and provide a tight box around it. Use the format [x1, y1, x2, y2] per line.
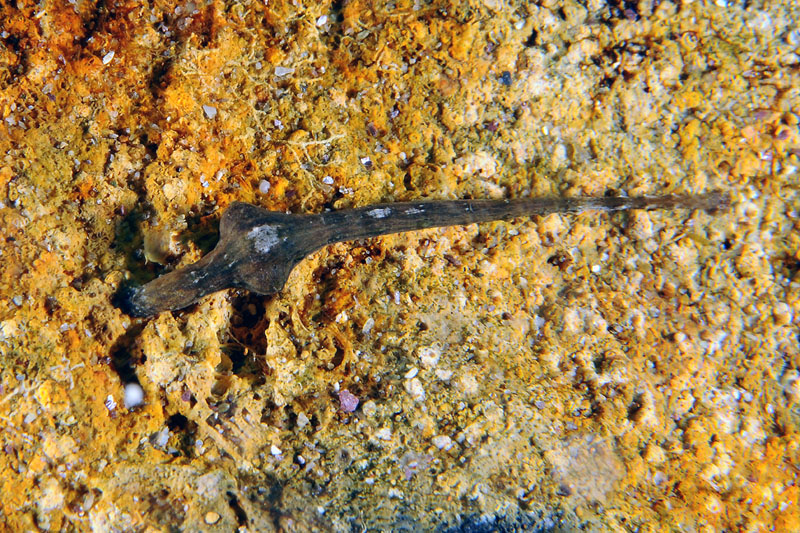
[1, 0, 799, 531]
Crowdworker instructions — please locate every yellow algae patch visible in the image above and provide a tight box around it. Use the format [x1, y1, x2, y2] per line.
[673, 90, 704, 110]
[678, 118, 701, 162]
[34, 381, 71, 413]
[448, 21, 479, 62]
[162, 84, 198, 119]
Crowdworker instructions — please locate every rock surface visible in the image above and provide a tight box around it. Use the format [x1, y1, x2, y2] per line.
[0, 0, 798, 531]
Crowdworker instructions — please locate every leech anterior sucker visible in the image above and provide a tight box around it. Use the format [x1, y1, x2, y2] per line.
[118, 192, 730, 317]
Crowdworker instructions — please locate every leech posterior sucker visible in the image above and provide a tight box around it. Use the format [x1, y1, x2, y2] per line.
[118, 192, 730, 317]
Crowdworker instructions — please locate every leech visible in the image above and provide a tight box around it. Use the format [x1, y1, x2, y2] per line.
[119, 192, 729, 317]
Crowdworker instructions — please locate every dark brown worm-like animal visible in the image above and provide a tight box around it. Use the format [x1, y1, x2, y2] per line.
[118, 192, 729, 317]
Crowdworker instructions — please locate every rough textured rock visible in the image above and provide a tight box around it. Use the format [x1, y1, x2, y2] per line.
[0, 0, 798, 531]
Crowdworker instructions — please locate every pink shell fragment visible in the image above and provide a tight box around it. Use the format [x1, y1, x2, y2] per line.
[338, 389, 359, 413]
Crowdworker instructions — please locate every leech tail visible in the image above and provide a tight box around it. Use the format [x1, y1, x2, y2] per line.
[321, 192, 729, 244]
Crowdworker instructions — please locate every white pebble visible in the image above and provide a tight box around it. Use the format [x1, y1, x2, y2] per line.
[271, 444, 282, 456]
[418, 346, 440, 368]
[387, 488, 404, 499]
[258, 179, 271, 194]
[432, 435, 453, 450]
[123, 383, 144, 409]
[154, 427, 170, 448]
[316, 15, 328, 26]
[361, 317, 375, 335]
[322, 175, 334, 185]
[361, 400, 377, 418]
[404, 377, 426, 401]
[375, 427, 392, 440]
[202, 105, 217, 119]
[405, 367, 419, 379]
[274, 66, 295, 77]
[102, 51, 115, 64]
[104, 394, 117, 411]
[297, 412, 310, 428]
[435, 368, 453, 381]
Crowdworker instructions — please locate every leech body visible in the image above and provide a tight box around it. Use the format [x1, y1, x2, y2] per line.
[120, 193, 729, 317]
